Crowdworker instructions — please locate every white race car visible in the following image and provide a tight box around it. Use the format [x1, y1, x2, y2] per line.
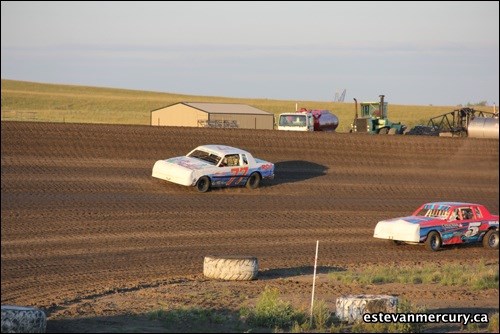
[152, 145, 274, 192]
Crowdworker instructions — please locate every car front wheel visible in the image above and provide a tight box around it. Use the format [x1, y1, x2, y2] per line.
[245, 172, 261, 189]
[196, 176, 210, 193]
[425, 231, 442, 251]
[483, 229, 499, 250]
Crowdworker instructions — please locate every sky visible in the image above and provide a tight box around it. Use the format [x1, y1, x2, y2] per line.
[1, 1, 499, 106]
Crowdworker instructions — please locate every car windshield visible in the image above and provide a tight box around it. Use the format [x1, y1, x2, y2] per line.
[279, 115, 306, 127]
[415, 208, 449, 218]
[187, 149, 221, 165]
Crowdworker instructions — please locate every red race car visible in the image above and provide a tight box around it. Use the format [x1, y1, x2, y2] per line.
[373, 202, 499, 251]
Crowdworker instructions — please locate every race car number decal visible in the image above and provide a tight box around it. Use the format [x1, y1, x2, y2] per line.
[227, 167, 248, 185]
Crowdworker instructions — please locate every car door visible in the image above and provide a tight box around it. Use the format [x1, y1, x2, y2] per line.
[225, 154, 249, 186]
[460, 207, 482, 243]
[216, 154, 248, 186]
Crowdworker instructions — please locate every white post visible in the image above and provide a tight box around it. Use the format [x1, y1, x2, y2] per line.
[310, 240, 319, 326]
[295, 102, 298, 112]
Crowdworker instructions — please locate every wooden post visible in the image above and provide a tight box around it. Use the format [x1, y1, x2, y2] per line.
[310, 240, 319, 326]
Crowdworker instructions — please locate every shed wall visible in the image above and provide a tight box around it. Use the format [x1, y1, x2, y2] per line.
[151, 104, 207, 127]
[210, 113, 274, 130]
[151, 104, 274, 129]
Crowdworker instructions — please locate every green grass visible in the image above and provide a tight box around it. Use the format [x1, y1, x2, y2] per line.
[145, 285, 498, 333]
[328, 260, 499, 290]
[489, 313, 499, 333]
[148, 307, 227, 325]
[240, 286, 305, 329]
[2, 78, 489, 132]
[242, 287, 427, 333]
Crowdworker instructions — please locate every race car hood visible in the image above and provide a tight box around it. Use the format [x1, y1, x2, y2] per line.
[389, 216, 436, 225]
[163, 156, 213, 170]
[373, 216, 432, 242]
[152, 156, 211, 186]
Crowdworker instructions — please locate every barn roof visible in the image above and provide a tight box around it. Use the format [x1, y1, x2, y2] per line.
[152, 102, 272, 115]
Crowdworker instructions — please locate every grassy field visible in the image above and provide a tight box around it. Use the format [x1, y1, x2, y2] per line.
[1, 79, 491, 132]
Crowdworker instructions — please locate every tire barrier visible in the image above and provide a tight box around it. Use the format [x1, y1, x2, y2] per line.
[203, 255, 258, 281]
[1, 305, 46, 333]
[335, 294, 399, 323]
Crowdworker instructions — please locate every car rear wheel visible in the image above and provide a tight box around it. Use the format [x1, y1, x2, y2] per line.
[245, 172, 261, 189]
[483, 229, 499, 250]
[425, 231, 441, 251]
[196, 176, 210, 193]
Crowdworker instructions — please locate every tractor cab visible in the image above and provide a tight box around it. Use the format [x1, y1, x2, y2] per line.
[360, 101, 387, 119]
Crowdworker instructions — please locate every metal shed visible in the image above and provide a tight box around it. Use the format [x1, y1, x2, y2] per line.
[150, 102, 274, 130]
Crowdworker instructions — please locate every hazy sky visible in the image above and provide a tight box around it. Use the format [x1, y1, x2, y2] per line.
[1, 1, 499, 106]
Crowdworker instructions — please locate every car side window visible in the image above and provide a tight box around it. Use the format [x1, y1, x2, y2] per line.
[460, 208, 474, 220]
[224, 154, 240, 167]
[474, 207, 483, 218]
[241, 154, 248, 165]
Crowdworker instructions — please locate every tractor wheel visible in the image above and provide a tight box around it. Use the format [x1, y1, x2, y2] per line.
[245, 172, 261, 189]
[203, 255, 258, 281]
[425, 231, 442, 251]
[483, 229, 499, 250]
[335, 295, 399, 323]
[196, 176, 210, 193]
[388, 128, 397, 135]
[1, 305, 47, 333]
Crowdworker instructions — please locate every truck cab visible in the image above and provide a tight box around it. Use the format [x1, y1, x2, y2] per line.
[277, 112, 314, 131]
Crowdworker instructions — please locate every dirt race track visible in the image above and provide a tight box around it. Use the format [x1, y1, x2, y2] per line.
[1, 121, 499, 332]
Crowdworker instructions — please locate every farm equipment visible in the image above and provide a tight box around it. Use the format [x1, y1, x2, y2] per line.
[350, 95, 406, 134]
[407, 107, 498, 139]
[428, 107, 497, 138]
[277, 108, 339, 132]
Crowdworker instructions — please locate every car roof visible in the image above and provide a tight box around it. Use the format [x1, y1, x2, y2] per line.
[423, 202, 481, 209]
[193, 145, 249, 156]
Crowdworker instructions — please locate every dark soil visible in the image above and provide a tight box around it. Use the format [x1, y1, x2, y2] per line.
[1, 121, 498, 332]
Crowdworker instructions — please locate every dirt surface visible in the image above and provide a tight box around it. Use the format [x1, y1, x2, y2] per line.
[1, 121, 499, 332]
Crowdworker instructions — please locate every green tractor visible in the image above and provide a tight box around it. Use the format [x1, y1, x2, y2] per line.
[350, 95, 406, 134]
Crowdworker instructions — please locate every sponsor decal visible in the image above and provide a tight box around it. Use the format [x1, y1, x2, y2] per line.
[443, 224, 461, 230]
[260, 163, 274, 171]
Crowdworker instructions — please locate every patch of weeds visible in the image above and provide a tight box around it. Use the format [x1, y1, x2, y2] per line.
[472, 271, 499, 290]
[328, 260, 499, 290]
[240, 286, 305, 331]
[488, 312, 499, 333]
[147, 306, 228, 327]
[311, 300, 332, 331]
